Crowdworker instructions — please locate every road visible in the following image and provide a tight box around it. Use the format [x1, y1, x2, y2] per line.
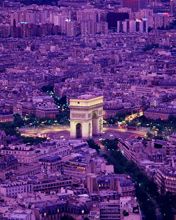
[96, 133, 163, 220]
[19, 124, 146, 140]
[104, 127, 146, 136]
[96, 140, 163, 220]
[19, 125, 70, 139]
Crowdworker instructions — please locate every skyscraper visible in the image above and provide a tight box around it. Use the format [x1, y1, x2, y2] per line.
[123, 0, 148, 11]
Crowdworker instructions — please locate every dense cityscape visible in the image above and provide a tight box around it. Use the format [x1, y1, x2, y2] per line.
[0, 0, 176, 219]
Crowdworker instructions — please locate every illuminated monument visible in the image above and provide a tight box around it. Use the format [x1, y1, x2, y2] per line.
[70, 95, 103, 138]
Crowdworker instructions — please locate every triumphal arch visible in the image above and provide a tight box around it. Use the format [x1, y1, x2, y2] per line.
[70, 95, 103, 139]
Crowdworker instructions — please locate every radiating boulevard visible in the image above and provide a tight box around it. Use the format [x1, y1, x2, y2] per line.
[20, 124, 146, 140]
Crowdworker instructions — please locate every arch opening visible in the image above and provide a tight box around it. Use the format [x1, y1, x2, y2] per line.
[76, 123, 82, 138]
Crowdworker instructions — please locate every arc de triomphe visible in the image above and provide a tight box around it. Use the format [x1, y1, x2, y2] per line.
[70, 95, 103, 139]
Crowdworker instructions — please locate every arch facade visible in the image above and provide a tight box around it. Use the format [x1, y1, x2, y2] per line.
[70, 96, 103, 139]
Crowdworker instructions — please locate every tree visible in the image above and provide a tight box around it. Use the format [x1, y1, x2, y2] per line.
[102, 139, 118, 150]
[96, 42, 101, 47]
[41, 84, 54, 93]
[87, 139, 100, 152]
[13, 114, 24, 127]
[21, 0, 58, 5]
[61, 215, 75, 220]
[20, 136, 46, 145]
